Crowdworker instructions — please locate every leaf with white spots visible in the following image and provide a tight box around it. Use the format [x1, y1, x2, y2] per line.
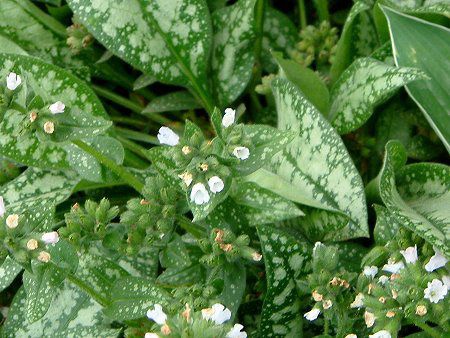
[220, 262, 246, 319]
[104, 276, 171, 320]
[257, 224, 311, 337]
[329, 57, 425, 134]
[118, 246, 159, 279]
[254, 78, 368, 240]
[373, 204, 400, 245]
[331, 242, 368, 273]
[379, 140, 450, 257]
[3, 283, 119, 337]
[0, 35, 28, 55]
[143, 91, 201, 115]
[211, 0, 257, 107]
[261, 8, 298, 73]
[0, 256, 23, 292]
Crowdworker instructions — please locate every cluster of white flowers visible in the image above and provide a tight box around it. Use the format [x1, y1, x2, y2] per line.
[145, 303, 246, 338]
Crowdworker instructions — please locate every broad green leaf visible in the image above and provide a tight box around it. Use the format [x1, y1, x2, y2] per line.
[143, 91, 201, 114]
[261, 8, 298, 73]
[220, 262, 246, 319]
[118, 246, 159, 279]
[257, 225, 311, 337]
[256, 78, 368, 240]
[330, 0, 379, 82]
[0, 256, 23, 292]
[104, 276, 171, 320]
[133, 73, 157, 90]
[211, 0, 257, 107]
[68, 0, 212, 92]
[0, 35, 28, 55]
[2, 284, 119, 337]
[329, 57, 424, 134]
[332, 242, 368, 273]
[383, 6, 450, 153]
[379, 141, 450, 257]
[274, 52, 330, 114]
[373, 204, 400, 245]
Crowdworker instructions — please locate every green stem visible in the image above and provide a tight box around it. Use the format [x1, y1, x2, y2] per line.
[72, 139, 144, 193]
[66, 272, 109, 307]
[117, 135, 151, 161]
[314, 0, 329, 22]
[414, 321, 442, 338]
[123, 150, 149, 169]
[111, 116, 148, 128]
[298, 0, 307, 29]
[115, 127, 158, 145]
[324, 318, 330, 335]
[176, 215, 206, 239]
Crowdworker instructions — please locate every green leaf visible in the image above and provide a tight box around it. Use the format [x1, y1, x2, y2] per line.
[379, 141, 450, 257]
[257, 225, 311, 337]
[383, 6, 450, 153]
[0, 256, 23, 292]
[104, 276, 171, 320]
[332, 242, 368, 273]
[2, 284, 119, 337]
[274, 52, 330, 115]
[211, 0, 257, 107]
[143, 91, 201, 114]
[261, 8, 298, 73]
[219, 262, 246, 319]
[252, 78, 368, 240]
[0, 35, 28, 55]
[118, 246, 159, 279]
[373, 204, 400, 245]
[330, 0, 379, 82]
[329, 57, 424, 134]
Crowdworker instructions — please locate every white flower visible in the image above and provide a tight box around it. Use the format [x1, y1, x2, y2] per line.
[201, 303, 231, 324]
[6, 214, 19, 229]
[345, 335, 357, 338]
[232, 146, 249, 160]
[382, 260, 404, 274]
[378, 275, 389, 285]
[313, 241, 324, 255]
[144, 333, 159, 338]
[49, 101, 65, 114]
[443, 275, 450, 290]
[37, 251, 51, 263]
[369, 330, 391, 338]
[6, 72, 21, 90]
[350, 293, 364, 308]
[424, 279, 448, 303]
[44, 121, 55, 134]
[208, 176, 224, 193]
[222, 108, 236, 128]
[0, 196, 5, 218]
[425, 249, 448, 272]
[226, 324, 247, 338]
[303, 308, 320, 321]
[157, 126, 179, 146]
[400, 245, 418, 264]
[146, 304, 167, 325]
[190, 183, 210, 205]
[363, 266, 378, 279]
[41, 231, 60, 244]
[323, 299, 333, 309]
[364, 311, 376, 328]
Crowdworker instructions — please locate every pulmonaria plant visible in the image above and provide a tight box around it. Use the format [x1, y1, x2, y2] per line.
[0, 0, 449, 337]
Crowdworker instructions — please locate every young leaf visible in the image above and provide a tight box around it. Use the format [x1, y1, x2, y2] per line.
[329, 57, 424, 134]
[379, 141, 450, 257]
[253, 78, 368, 240]
[211, 0, 257, 107]
[383, 6, 450, 153]
[143, 91, 201, 115]
[257, 225, 311, 337]
[0, 256, 23, 292]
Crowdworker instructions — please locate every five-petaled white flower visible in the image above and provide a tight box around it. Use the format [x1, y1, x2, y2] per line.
[41, 231, 60, 244]
[49, 101, 65, 114]
[400, 245, 418, 264]
[363, 266, 378, 279]
[304, 308, 320, 321]
[201, 303, 231, 324]
[208, 176, 224, 193]
[369, 330, 391, 338]
[232, 146, 249, 160]
[226, 323, 247, 338]
[222, 108, 236, 128]
[190, 183, 210, 205]
[157, 126, 179, 146]
[144, 333, 159, 338]
[6, 72, 21, 91]
[382, 259, 404, 274]
[424, 279, 448, 303]
[350, 293, 364, 308]
[0, 196, 5, 218]
[425, 249, 448, 272]
[146, 304, 167, 325]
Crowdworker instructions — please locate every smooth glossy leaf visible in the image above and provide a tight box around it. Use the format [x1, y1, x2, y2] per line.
[329, 57, 424, 134]
[251, 78, 368, 240]
[383, 6, 450, 153]
[257, 225, 311, 337]
[379, 141, 450, 257]
[0, 256, 23, 292]
[143, 91, 201, 114]
[211, 0, 257, 107]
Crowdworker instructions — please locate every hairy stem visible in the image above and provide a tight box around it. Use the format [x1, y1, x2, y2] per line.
[298, 0, 307, 29]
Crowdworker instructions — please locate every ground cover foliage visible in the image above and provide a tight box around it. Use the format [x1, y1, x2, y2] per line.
[0, 0, 449, 337]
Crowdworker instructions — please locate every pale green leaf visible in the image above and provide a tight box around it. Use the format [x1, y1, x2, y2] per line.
[329, 57, 424, 134]
[220, 262, 246, 319]
[373, 204, 400, 245]
[383, 6, 450, 153]
[143, 91, 201, 115]
[0, 35, 28, 55]
[0, 256, 23, 292]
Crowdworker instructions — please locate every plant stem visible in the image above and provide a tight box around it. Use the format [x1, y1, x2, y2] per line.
[314, 0, 329, 22]
[111, 116, 148, 128]
[72, 139, 144, 193]
[324, 318, 330, 335]
[176, 215, 206, 239]
[92, 85, 170, 125]
[66, 272, 109, 307]
[117, 135, 151, 161]
[115, 127, 158, 145]
[298, 0, 307, 29]
[414, 321, 442, 338]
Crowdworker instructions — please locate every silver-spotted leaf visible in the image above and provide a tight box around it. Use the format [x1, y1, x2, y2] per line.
[143, 91, 201, 115]
[373, 204, 401, 245]
[0, 256, 23, 292]
[329, 57, 424, 134]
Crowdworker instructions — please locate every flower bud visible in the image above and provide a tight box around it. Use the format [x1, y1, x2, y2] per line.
[37, 251, 51, 263]
[415, 305, 427, 316]
[6, 214, 19, 229]
[26, 239, 38, 250]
